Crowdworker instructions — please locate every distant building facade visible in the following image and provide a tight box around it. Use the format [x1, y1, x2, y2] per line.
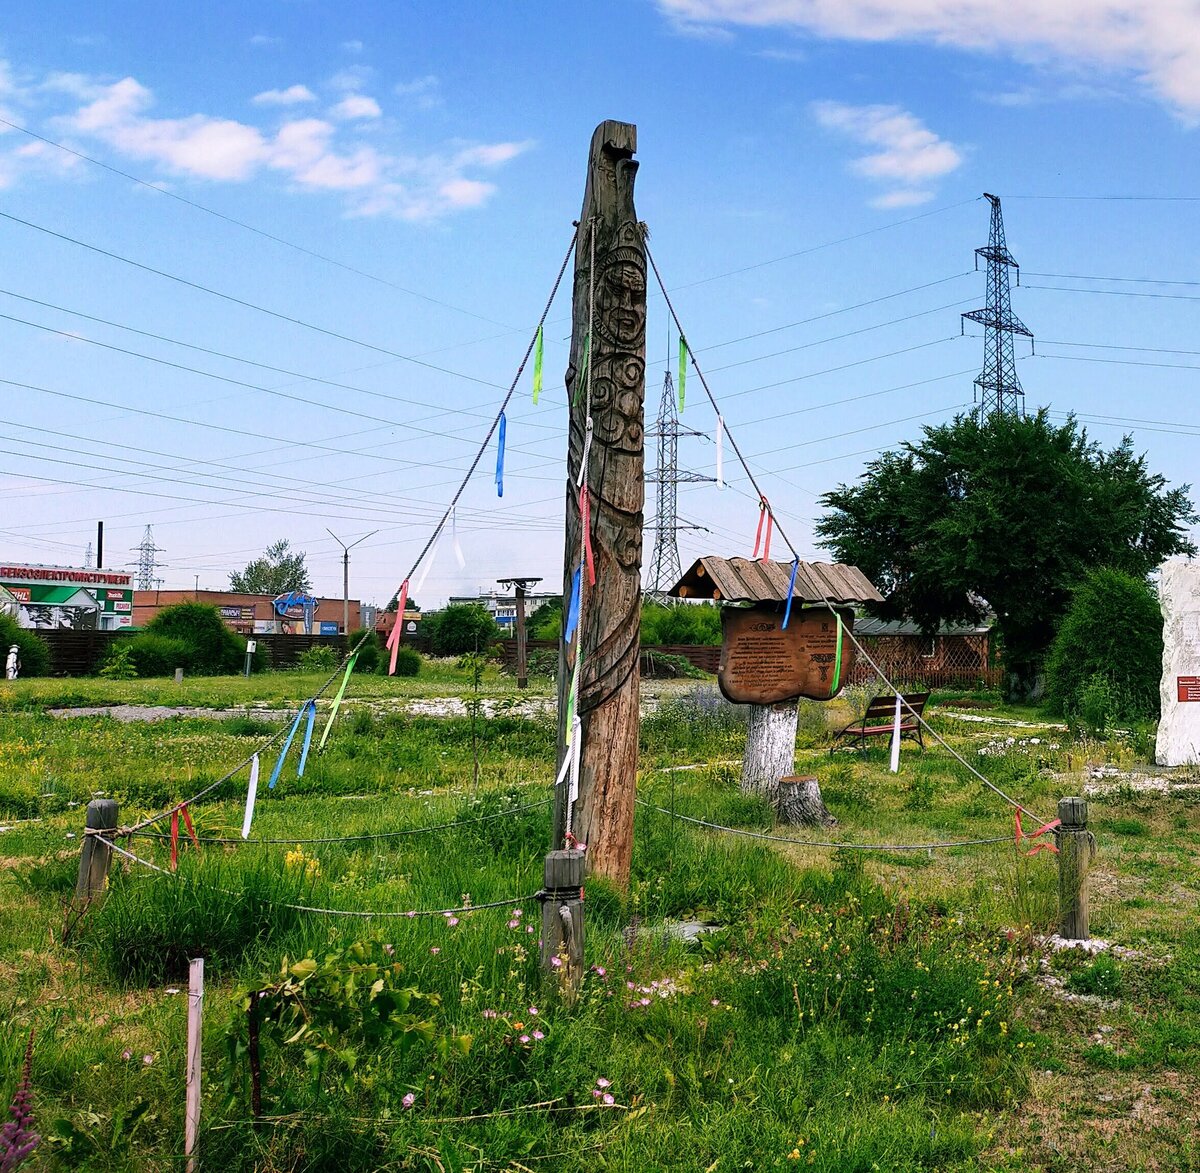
[447, 588, 558, 631]
[0, 563, 134, 631]
[133, 589, 361, 635]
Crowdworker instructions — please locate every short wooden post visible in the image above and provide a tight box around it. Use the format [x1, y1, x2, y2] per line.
[1056, 797, 1091, 940]
[185, 957, 204, 1173]
[174, 667, 184, 684]
[538, 849, 585, 992]
[75, 798, 118, 901]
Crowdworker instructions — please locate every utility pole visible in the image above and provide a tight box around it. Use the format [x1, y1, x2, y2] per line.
[498, 576, 542, 688]
[645, 368, 714, 600]
[554, 121, 646, 888]
[961, 193, 1033, 419]
[327, 529, 378, 635]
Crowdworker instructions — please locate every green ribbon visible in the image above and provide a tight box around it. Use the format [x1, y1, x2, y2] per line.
[318, 652, 358, 750]
[532, 325, 543, 405]
[565, 652, 581, 743]
[678, 336, 687, 412]
[831, 611, 843, 696]
[572, 334, 591, 407]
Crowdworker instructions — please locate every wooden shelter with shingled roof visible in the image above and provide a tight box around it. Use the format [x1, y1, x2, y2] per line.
[668, 556, 883, 608]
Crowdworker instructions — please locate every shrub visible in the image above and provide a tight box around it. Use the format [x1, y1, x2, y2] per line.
[145, 603, 247, 674]
[640, 600, 723, 646]
[0, 613, 50, 678]
[424, 604, 499, 656]
[125, 633, 194, 677]
[1044, 567, 1162, 725]
[297, 645, 338, 673]
[98, 642, 138, 680]
[392, 647, 421, 677]
[348, 628, 380, 673]
[527, 598, 562, 640]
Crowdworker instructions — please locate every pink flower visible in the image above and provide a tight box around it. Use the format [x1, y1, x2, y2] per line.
[120, 1049, 132, 1061]
[519, 1034, 531, 1044]
[507, 919, 520, 929]
[593, 966, 607, 978]
[711, 998, 720, 1006]
[596, 1078, 611, 1088]
[402, 1092, 415, 1109]
[481, 1009, 498, 1019]
[430, 947, 441, 955]
[526, 925, 535, 934]
[550, 956, 562, 968]
[532, 1030, 545, 1040]
[626, 981, 635, 990]
[592, 1089, 601, 1099]
[528, 1006, 538, 1016]
[639, 998, 650, 1006]
[406, 911, 416, 918]
[447, 917, 459, 927]
[142, 1054, 154, 1066]
[383, 944, 395, 955]
[603, 1092, 614, 1105]
[512, 909, 522, 918]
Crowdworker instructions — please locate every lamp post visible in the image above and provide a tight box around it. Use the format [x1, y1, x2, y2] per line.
[326, 530, 378, 637]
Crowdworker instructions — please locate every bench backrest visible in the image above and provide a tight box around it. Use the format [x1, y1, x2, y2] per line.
[861, 691, 931, 721]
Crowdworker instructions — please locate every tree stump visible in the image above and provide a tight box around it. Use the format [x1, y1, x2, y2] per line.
[777, 775, 838, 827]
[741, 701, 798, 798]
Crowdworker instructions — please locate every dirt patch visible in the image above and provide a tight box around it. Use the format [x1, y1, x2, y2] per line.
[46, 705, 292, 724]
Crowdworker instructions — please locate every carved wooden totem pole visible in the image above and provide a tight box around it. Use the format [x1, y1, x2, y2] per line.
[553, 121, 646, 887]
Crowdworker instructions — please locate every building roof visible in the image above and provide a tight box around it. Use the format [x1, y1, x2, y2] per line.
[669, 556, 883, 606]
[853, 616, 991, 637]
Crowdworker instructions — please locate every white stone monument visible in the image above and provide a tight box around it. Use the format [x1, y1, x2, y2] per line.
[1155, 559, 1200, 766]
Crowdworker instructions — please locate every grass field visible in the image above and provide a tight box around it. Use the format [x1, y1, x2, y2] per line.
[1, 665, 1198, 1171]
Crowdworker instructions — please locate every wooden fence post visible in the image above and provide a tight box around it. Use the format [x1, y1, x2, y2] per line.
[75, 798, 118, 902]
[538, 849, 585, 993]
[1056, 796, 1091, 940]
[185, 957, 204, 1173]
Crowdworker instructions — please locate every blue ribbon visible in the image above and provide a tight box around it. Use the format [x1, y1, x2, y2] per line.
[495, 411, 506, 497]
[296, 701, 317, 777]
[563, 566, 582, 643]
[268, 704, 306, 790]
[781, 557, 799, 631]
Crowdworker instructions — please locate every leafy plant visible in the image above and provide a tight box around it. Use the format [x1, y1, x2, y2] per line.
[348, 628, 380, 673]
[297, 645, 339, 673]
[97, 642, 138, 680]
[124, 632, 193, 677]
[1066, 954, 1123, 998]
[424, 604, 499, 656]
[392, 646, 421, 677]
[145, 603, 249, 674]
[225, 941, 467, 1114]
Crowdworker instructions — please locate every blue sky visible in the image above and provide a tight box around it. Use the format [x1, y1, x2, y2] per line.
[1, 1, 1198, 606]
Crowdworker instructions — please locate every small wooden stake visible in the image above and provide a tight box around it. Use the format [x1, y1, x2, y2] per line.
[538, 849, 585, 992]
[1056, 797, 1091, 940]
[185, 957, 204, 1173]
[74, 798, 118, 902]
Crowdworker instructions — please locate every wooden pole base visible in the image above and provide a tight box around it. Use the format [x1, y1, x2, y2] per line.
[776, 775, 838, 827]
[538, 849, 585, 994]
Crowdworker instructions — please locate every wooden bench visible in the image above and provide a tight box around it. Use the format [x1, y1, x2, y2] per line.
[831, 691, 930, 753]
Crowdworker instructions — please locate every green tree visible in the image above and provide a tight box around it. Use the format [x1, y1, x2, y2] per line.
[229, 539, 311, 595]
[1044, 568, 1162, 724]
[424, 603, 499, 656]
[0, 613, 50, 677]
[640, 600, 723, 645]
[527, 597, 562, 640]
[145, 603, 248, 674]
[816, 410, 1195, 695]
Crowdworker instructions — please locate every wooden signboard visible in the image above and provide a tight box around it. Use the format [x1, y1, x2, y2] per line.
[718, 604, 854, 705]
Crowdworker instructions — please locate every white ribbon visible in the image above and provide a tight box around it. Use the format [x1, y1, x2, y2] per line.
[241, 753, 260, 839]
[889, 694, 902, 774]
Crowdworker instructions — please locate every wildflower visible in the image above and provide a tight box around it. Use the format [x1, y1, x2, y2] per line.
[430, 947, 441, 955]
[402, 1093, 415, 1109]
[532, 1030, 545, 1040]
[550, 956, 562, 969]
[511, 908, 522, 918]
[526, 925, 535, 934]
[519, 1034, 531, 1044]
[481, 1010, 498, 1019]
[507, 920, 520, 930]
[603, 1093, 614, 1105]
[406, 911, 417, 919]
[142, 1054, 154, 1066]
[447, 917, 459, 927]
[383, 944, 395, 955]
[120, 1050, 132, 1062]
[711, 998, 720, 1006]
[528, 1006, 538, 1016]
[593, 966, 606, 977]
[596, 1078, 611, 1088]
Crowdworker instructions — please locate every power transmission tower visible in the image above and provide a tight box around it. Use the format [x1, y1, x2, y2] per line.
[83, 542, 93, 569]
[961, 193, 1033, 418]
[130, 525, 165, 590]
[645, 369, 714, 601]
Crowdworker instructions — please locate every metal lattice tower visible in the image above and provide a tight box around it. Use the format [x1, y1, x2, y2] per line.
[961, 193, 1033, 418]
[83, 542, 93, 569]
[130, 525, 165, 590]
[645, 370, 714, 601]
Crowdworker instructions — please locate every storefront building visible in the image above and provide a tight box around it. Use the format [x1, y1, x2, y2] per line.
[0, 564, 135, 631]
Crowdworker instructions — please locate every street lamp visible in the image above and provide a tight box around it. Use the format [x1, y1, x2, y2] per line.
[326, 530, 378, 636]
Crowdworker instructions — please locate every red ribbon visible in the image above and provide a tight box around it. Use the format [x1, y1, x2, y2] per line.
[579, 484, 596, 586]
[752, 496, 773, 562]
[170, 810, 179, 871]
[181, 803, 199, 849]
[1014, 808, 1061, 855]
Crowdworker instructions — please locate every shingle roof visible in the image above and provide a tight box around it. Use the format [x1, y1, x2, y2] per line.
[669, 556, 883, 606]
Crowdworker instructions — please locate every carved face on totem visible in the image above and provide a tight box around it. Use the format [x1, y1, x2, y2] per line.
[594, 247, 646, 352]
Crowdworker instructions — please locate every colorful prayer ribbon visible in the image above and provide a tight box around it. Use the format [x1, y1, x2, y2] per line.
[1014, 808, 1061, 855]
[531, 325, 544, 405]
[564, 566, 582, 643]
[387, 579, 410, 675]
[831, 610, 843, 695]
[319, 652, 359, 751]
[296, 701, 317, 778]
[268, 704, 306, 790]
[495, 411, 506, 498]
[889, 693, 902, 774]
[752, 496, 773, 562]
[678, 336, 687, 412]
[241, 753, 260, 840]
[579, 484, 596, 586]
[782, 556, 799, 631]
[573, 334, 591, 407]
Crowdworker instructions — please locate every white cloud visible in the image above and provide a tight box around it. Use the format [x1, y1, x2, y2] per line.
[342, 40, 364, 53]
[249, 34, 281, 47]
[394, 75, 441, 110]
[331, 93, 382, 120]
[20, 69, 531, 218]
[329, 66, 373, 92]
[812, 101, 962, 205]
[656, 0, 1200, 117]
[252, 84, 316, 106]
